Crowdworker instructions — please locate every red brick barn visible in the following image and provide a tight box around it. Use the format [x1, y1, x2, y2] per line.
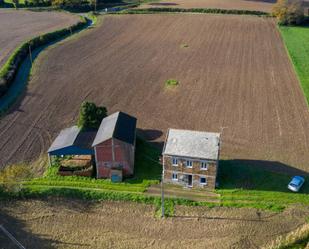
[92, 112, 137, 180]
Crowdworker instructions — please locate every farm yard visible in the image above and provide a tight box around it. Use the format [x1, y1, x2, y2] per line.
[0, 9, 80, 68]
[138, 0, 276, 12]
[0, 198, 309, 249]
[0, 14, 309, 175]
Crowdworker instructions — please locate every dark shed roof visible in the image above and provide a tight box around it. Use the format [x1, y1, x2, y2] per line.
[48, 126, 96, 155]
[92, 111, 137, 146]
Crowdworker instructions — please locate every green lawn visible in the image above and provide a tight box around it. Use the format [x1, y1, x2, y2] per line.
[216, 160, 309, 211]
[24, 155, 309, 212]
[280, 25, 309, 105]
[25, 138, 162, 193]
[2, 137, 309, 212]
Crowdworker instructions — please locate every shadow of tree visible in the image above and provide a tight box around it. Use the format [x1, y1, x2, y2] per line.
[136, 128, 163, 141]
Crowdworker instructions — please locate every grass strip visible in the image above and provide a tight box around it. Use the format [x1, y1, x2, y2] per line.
[279, 25, 309, 105]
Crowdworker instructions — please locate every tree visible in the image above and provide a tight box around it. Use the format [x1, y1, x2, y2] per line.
[77, 101, 107, 130]
[51, 0, 89, 8]
[12, 0, 19, 8]
[272, 0, 305, 25]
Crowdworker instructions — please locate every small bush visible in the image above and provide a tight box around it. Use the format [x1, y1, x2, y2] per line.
[165, 79, 179, 87]
[180, 43, 189, 48]
[272, 0, 305, 25]
[0, 164, 33, 193]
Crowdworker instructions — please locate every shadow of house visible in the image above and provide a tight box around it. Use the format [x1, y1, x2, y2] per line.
[123, 137, 162, 184]
[217, 159, 309, 193]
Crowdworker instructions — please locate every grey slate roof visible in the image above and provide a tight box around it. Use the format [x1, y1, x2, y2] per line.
[92, 111, 137, 146]
[48, 126, 96, 153]
[163, 129, 220, 160]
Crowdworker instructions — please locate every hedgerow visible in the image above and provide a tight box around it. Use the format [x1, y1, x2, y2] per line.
[118, 7, 268, 16]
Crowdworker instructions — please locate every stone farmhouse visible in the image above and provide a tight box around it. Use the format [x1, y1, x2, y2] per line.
[162, 129, 221, 189]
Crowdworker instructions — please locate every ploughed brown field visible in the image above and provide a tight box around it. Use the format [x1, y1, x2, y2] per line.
[139, 0, 276, 12]
[0, 14, 309, 174]
[1, 198, 309, 249]
[0, 9, 80, 68]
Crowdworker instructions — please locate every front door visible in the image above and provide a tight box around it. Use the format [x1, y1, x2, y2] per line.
[187, 174, 193, 187]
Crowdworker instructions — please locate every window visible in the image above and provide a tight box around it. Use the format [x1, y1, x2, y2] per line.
[172, 157, 178, 166]
[200, 177, 207, 185]
[201, 161, 208, 170]
[172, 172, 178, 181]
[186, 160, 193, 168]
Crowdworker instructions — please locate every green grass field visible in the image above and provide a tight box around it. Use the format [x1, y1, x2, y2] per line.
[280, 25, 309, 105]
[217, 160, 309, 211]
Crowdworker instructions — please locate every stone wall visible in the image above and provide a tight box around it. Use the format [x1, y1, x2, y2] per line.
[163, 155, 218, 189]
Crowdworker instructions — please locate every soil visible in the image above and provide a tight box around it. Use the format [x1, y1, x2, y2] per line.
[138, 0, 276, 13]
[0, 198, 308, 249]
[0, 9, 80, 68]
[0, 14, 309, 174]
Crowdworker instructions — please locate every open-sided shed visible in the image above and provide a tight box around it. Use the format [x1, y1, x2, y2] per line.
[47, 126, 96, 165]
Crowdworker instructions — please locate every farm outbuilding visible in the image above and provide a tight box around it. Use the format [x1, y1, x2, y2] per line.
[92, 111, 137, 180]
[47, 126, 97, 176]
[48, 126, 96, 157]
[47, 111, 137, 180]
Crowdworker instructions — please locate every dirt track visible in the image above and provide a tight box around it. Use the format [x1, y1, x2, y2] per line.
[0, 14, 309, 174]
[0, 9, 79, 68]
[139, 0, 276, 12]
[1, 198, 308, 249]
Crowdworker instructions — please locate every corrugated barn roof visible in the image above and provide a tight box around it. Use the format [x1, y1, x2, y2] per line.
[92, 111, 137, 146]
[48, 126, 96, 154]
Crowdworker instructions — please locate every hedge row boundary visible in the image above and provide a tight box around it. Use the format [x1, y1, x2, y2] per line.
[0, 15, 88, 98]
[118, 7, 268, 16]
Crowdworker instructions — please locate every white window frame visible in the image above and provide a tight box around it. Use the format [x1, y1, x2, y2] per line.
[200, 161, 208, 170]
[172, 157, 178, 166]
[200, 176, 207, 185]
[172, 172, 178, 181]
[186, 160, 193, 168]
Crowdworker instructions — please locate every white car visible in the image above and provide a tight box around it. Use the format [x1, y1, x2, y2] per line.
[288, 176, 305, 192]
